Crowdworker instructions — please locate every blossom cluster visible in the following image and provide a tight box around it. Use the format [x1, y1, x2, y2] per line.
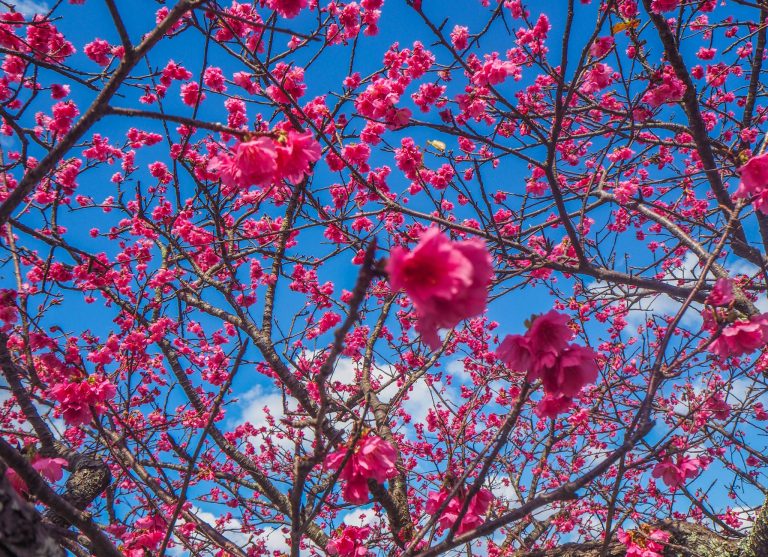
[425, 487, 494, 536]
[324, 434, 399, 505]
[734, 152, 768, 214]
[387, 228, 494, 349]
[208, 129, 321, 193]
[497, 311, 599, 417]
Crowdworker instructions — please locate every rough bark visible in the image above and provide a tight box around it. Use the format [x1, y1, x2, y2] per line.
[44, 447, 111, 529]
[0, 473, 63, 557]
[518, 521, 739, 557]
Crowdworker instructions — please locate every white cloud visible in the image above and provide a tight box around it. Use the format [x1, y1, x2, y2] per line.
[234, 385, 304, 451]
[342, 507, 379, 528]
[2, 1, 48, 17]
[189, 507, 291, 554]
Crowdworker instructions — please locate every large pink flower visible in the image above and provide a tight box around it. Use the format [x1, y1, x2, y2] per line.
[526, 310, 574, 371]
[498, 311, 598, 416]
[735, 152, 768, 199]
[497, 310, 573, 374]
[325, 435, 398, 504]
[275, 130, 322, 184]
[327, 525, 371, 557]
[7, 456, 68, 495]
[49, 376, 116, 426]
[425, 488, 494, 535]
[652, 455, 703, 488]
[387, 228, 493, 349]
[536, 345, 599, 398]
[533, 393, 573, 419]
[209, 136, 277, 191]
[708, 314, 768, 358]
[706, 277, 734, 307]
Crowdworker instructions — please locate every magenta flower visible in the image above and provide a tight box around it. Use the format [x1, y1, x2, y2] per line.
[327, 525, 371, 556]
[325, 435, 398, 504]
[498, 311, 598, 416]
[536, 345, 599, 398]
[736, 152, 768, 199]
[618, 527, 670, 557]
[7, 456, 68, 496]
[425, 488, 494, 535]
[533, 393, 573, 419]
[708, 314, 768, 358]
[209, 136, 277, 191]
[387, 227, 493, 349]
[652, 455, 703, 488]
[275, 130, 322, 184]
[650, 0, 680, 12]
[48, 376, 116, 426]
[706, 277, 734, 307]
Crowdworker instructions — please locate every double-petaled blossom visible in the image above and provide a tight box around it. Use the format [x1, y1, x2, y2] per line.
[327, 525, 371, 556]
[387, 228, 493, 349]
[209, 130, 321, 191]
[652, 454, 703, 488]
[209, 136, 277, 191]
[497, 311, 598, 416]
[48, 376, 116, 426]
[274, 130, 323, 184]
[734, 153, 768, 214]
[617, 527, 670, 557]
[425, 488, 494, 535]
[325, 435, 398, 504]
[708, 314, 768, 358]
[650, 0, 680, 12]
[6, 456, 68, 495]
[706, 277, 734, 307]
[642, 66, 686, 107]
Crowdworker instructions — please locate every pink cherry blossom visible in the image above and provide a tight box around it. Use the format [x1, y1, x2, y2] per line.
[589, 36, 615, 58]
[327, 525, 371, 556]
[7, 456, 68, 495]
[618, 527, 670, 557]
[534, 393, 573, 419]
[498, 311, 597, 416]
[708, 314, 768, 358]
[209, 136, 278, 191]
[651, 0, 680, 13]
[652, 455, 703, 488]
[536, 345, 600, 398]
[735, 152, 768, 203]
[325, 435, 398, 504]
[275, 130, 322, 184]
[425, 488, 494, 535]
[387, 228, 493, 349]
[706, 277, 734, 307]
[48, 376, 116, 426]
[266, 0, 309, 19]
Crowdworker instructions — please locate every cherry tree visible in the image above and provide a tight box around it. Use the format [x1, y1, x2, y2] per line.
[1, 0, 768, 556]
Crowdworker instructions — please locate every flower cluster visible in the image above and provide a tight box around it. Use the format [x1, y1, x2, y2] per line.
[327, 525, 371, 557]
[324, 435, 398, 504]
[6, 455, 67, 496]
[617, 526, 670, 557]
[209, 129, 321, 193]
[48, 376, 116, 426]
[734, 152, 768, 214]
[497, 311, 599, 417]
[425, 487, 494, 535]
[706, 313, 768, 359]
[387, 228, 493, 349]
[652, 454, 703, 488]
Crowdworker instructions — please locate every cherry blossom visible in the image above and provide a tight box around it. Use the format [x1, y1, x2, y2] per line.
[387, 227, 493, 348]
[324, 435, 398, 504]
